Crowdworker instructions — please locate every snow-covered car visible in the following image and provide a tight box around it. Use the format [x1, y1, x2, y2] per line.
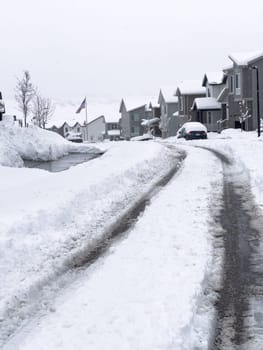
[65, 132, 83, 143]
[177, 122, 207, 140]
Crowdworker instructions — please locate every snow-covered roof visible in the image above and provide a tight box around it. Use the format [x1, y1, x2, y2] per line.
[120, 96, 156, 113]
[222, 63, 234, 71]
[176, 80, 206, 96]
[141, 117, 160, 127]
[228, 50, 263, 66]
[202, 72, 225, 86]
[192, 97, 221, 111]
[158, 88, 178, 104]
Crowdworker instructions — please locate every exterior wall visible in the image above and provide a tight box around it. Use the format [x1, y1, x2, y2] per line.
[107, 122, 119, 130]
[167, 102, 179, 136]
[120, 108, 130, 140]
[205, 110, 222, 132]
[105, 122, 121, 140]
[159, 95, 179, 137]
[87, 116, 105, 142]
[208, 85, 223, 98]
[225, 62, 263, 131]
[242, 67, 253, 99]
[129, 106, 146, 138]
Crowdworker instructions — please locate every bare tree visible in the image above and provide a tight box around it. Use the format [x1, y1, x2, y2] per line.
[32, 94, 55, 129]
[15, 70, 36, 127]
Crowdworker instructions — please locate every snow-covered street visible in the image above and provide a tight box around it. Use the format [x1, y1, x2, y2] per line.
[1, 125, 263, 349]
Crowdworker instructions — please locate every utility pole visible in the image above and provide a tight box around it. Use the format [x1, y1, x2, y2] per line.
[0, 92, 5, 121]
[253, 66, 261, 137]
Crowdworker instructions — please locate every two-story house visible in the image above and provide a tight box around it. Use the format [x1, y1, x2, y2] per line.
[191, 72, 227, 132]
[223, 51, 263, 131]
[175, 81, 206, 125]
[158, 89, 179, 138]
[104, 121, 121, 141]
[119, 99, 157, 140]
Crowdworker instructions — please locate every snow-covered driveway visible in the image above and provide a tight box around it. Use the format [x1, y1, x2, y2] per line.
[2, 143, 223, 350]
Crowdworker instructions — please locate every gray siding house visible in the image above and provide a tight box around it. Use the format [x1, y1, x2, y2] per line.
[175, 80, 206, 126]
[119, 99, 159, 140]
[192, 72, 227, 132]
[158, 89, 179, 138]
[104, 122, 121, 141]
[223, 51, 263, 131]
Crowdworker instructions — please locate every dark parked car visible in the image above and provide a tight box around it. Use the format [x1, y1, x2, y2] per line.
[177, 122, 207, 140]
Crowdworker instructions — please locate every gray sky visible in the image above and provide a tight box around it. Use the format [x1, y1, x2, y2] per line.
[2, 0, 263, 101]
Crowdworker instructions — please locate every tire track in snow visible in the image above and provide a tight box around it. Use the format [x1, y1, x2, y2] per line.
[199, 147, 263, 349]
[0, 147, 185, 348]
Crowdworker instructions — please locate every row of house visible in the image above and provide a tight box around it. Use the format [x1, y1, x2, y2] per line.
[49, 116, 120, 142]
[120, 50, 263, 139]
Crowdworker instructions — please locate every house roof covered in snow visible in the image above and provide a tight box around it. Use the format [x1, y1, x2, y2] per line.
[222, 63, 234, 71]
[228, 50, 263, 66]
[176, 80, 206, 96]
[119, 97, 156, 113]
[158, 89, 178, 104]
[202, 72, 226, 86]
[192, 97, 221, 111]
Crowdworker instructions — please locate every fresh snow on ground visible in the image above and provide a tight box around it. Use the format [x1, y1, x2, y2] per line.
[0, 124, 181, 347]
[1, 126, 263, 349]
[3, 143, 223, 350]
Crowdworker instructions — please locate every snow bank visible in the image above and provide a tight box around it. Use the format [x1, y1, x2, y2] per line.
[0, 122, 100, 167]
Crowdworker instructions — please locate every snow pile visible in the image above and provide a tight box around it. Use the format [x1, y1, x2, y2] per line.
[0, 122, 100, 167]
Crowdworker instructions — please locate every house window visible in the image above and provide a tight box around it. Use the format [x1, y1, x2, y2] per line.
[207, 112, 212, 124]
[65, 127, 68, 132]
[235, 73, 241, 95]
[131, 126, 139, 135]
[180, 96, 184, 112]
[131, 113, 140, 122]
[229, 76, 234, 93]
[77, 127, 80, 132]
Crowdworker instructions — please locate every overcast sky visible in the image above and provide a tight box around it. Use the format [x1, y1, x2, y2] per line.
[1, 0, 263, 102]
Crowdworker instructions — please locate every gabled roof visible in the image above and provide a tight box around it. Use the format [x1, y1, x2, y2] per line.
[176, 80, 206, 96]
[202, 72, 226, 86]
[228, 50, 263, 66]
[120, 97, 154, 113]
[88, 115, 106, 125]
[223, 63, 234, 72]
[192, 97, 221, 111]
[158, 89, 178, 104]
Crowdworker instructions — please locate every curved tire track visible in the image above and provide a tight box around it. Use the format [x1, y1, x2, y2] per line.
[200, 147, 263, 349]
